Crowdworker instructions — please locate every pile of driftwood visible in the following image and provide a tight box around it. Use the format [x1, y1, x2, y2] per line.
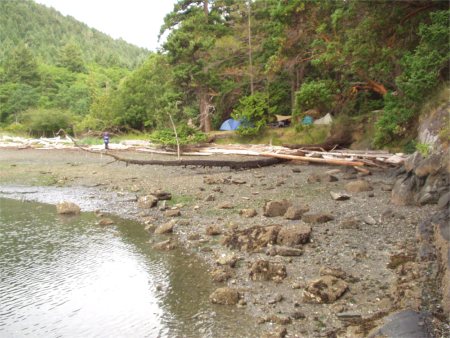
[132, 143, 405, 169]
[1, 134, 405, 170]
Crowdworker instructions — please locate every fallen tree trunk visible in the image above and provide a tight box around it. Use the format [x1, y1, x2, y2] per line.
[65, 133, 286, 169]
[103, 151, 286, 169]
[260, 152, 365, 167]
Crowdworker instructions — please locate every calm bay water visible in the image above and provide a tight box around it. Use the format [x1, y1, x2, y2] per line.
[0, 198, 256, 338]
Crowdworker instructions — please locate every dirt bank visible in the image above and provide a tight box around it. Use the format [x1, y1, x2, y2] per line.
[0, 148, 446, 337]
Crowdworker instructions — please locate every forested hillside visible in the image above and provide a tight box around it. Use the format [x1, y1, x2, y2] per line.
[0, 0, 149, 135]
[0, 0, 149, 68]
[1, 0, 449, 150]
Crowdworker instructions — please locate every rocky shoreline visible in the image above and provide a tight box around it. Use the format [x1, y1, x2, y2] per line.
[0, 148, 448, 337]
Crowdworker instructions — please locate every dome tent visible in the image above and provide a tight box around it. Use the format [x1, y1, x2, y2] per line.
[219, 118, 241, 131]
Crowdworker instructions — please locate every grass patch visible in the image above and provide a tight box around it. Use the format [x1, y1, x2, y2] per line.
[213, 125, 329, 145]
[167, 194, 195, 206]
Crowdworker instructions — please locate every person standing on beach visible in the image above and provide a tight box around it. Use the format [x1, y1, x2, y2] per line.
[103, 132, 110, 149]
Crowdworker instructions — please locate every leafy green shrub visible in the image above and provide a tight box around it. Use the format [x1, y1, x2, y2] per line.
[22, 108, 75, 136]
[294, 80, 336, 115]
[3, 122, 27, 134]
[374, 10, 450, 147]
[232, 92, 270, 137]
[149, 124, 207, 146]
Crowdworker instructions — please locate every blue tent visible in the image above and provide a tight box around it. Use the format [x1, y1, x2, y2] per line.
[219, 118, 241, 131]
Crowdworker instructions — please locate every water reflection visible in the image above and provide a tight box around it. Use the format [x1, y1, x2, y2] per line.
[0, 198, 257, 338]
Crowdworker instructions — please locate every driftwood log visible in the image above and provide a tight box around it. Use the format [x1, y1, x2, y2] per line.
[260, 153, 365, 167]
[64, 133, 285, 169]
[103, 151, 286, 169]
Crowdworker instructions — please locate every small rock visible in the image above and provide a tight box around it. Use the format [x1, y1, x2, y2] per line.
[307, 174, 322, 183]
[268, 294, 284, 304]
[303, 275, 348, 303]
[330, 191, 350, 201]
[302, 212, 334, 224]
[56, 201, 81, 215]
[205, 194, 215, 202]
[267, 246, 303, 257]
[319, 266, 347, 279]
[188, 233, 201, 240]
[284, 206, 309, 220]
[345, 180, 373, 193]
[130, 185, 140, 192]
[387, 252, 415, 269]
[210, 267, 234, 282]
[98, 217, 114, 226]
[151, 190, 172, 200]
[261, 327, 287, 338]
[437, 191, 450, 209]
[277, 225, 311, 246]
[263, 199, 292, 217]
[290, 311, 306, 320]
[380, 183, 393, 192]
[206, 225, 222, 236]
[144, 223, 157, 233]
[363, 215, 377, 225]
[216, 253, 238, 267]
[138, 195, 158, 209]
[159, 200, 168, 211]
[218, 202, 233, 209]
[155, 220, 176, 234]
[292, 168, 302, 173]
[268, 315, 291, 325]
[165, 209, 181, 217]
[239, 208, 257, 218]
[249, 260, 287, 282]
[323, 174, 339, 182]
[153, 239, 177, 251]
[209, 287, 240, 305]
[340, 217, 360, 229]
[231, 179, 246, 185]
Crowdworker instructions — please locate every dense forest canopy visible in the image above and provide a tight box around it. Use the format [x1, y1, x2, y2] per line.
[0, 0, 449, 149]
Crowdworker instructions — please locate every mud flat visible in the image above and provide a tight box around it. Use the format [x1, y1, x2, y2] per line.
[0, 148, 447, 337]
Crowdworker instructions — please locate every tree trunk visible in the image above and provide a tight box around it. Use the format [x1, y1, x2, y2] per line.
[199, 89, 212, 133]
[203, 0, 208, 16]
[247, 0, 254, 95]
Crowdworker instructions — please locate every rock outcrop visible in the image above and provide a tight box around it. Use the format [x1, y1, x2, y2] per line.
[391, 152, 449, 206]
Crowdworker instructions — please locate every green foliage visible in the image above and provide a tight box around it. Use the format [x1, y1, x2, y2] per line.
[232, 92, 270, 136]
[0, 83, 39, 122]
[416, 142, 431, 157]
[295, 80, 336, 114]
[0, 0, 149, 69]
[375, 10, 450, 147]
[3, 43, 40, 85]
[149, 124, 207, 146]
[21, 108, 76, 136]
[58, 43, 86, 73]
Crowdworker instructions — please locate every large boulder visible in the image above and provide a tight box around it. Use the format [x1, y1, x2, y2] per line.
[56, 201, 80, 215]
[209, 287, 240, 305]
[276, 224, 311, 246]
[263, 199, 292, 217]
[392, 151, 449, 206]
